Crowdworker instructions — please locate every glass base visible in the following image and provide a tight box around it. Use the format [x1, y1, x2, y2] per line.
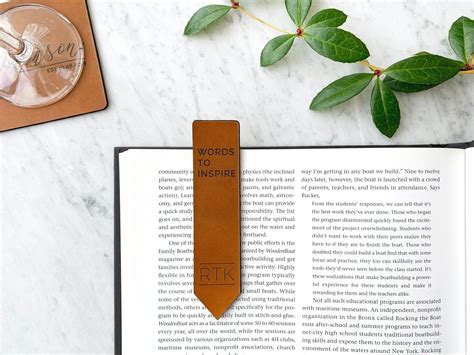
[0, 4, 85, 108]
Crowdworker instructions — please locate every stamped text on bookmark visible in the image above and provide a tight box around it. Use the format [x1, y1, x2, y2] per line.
[193, 120, 241, 319]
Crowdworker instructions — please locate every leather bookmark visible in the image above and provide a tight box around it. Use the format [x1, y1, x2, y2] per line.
[193, 120, 241, 319]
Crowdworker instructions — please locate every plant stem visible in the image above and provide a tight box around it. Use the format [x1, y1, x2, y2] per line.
[236, 6, 293, 35]
[358, 60, 384, 72]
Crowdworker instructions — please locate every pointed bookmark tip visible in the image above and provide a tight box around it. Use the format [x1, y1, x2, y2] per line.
[194, 289, 241, 320]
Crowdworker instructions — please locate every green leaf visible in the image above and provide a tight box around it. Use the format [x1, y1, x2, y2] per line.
[184, 5, 232, 36]
[260, 35, 296, 67]
[448, 16, 474, 64]
[414, 51, 432, 56]
[371, 78, 400, 138]
[285, 0, 312, 27]
[310, 73, 374, 110]
[305, 9, 347, 28]
[384, 54, 464, 85]
[303, 27, 370, 62]
[383, 76, 438, 93]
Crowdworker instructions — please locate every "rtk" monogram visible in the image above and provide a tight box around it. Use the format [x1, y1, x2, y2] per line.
[199, 263, 235, 285]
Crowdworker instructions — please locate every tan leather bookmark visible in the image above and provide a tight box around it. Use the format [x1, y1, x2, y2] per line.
[193, 120, 241, 319]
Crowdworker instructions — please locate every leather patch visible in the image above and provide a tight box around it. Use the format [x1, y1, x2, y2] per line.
[193, 120, 241, 319]
[0, 0, 107, 131]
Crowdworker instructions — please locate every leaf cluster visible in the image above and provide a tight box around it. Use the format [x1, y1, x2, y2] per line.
[312, 27, 471, 137]
[261, 2, 369, 66]
[184, 2, 473, 137]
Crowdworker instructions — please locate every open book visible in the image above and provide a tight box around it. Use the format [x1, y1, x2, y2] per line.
[115, 143, 474, 355]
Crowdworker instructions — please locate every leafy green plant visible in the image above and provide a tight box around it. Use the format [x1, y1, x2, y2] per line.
[184, 1, 474, 138]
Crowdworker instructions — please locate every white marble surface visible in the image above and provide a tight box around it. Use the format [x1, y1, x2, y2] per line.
[0, 0, 473, 353]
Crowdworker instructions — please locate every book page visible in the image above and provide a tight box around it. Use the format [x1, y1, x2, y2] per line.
[466, 147, 473, 354]
[119, 147, 466, 355]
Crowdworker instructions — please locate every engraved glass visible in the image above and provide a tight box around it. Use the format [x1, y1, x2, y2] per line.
[0, 4, 84, 108]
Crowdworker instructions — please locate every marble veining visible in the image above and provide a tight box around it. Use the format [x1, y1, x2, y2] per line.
[0, 0, 473, 353]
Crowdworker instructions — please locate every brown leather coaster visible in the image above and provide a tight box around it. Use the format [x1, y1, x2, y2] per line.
[0, 0, 107, 132]
[193, 120, 241, 319]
